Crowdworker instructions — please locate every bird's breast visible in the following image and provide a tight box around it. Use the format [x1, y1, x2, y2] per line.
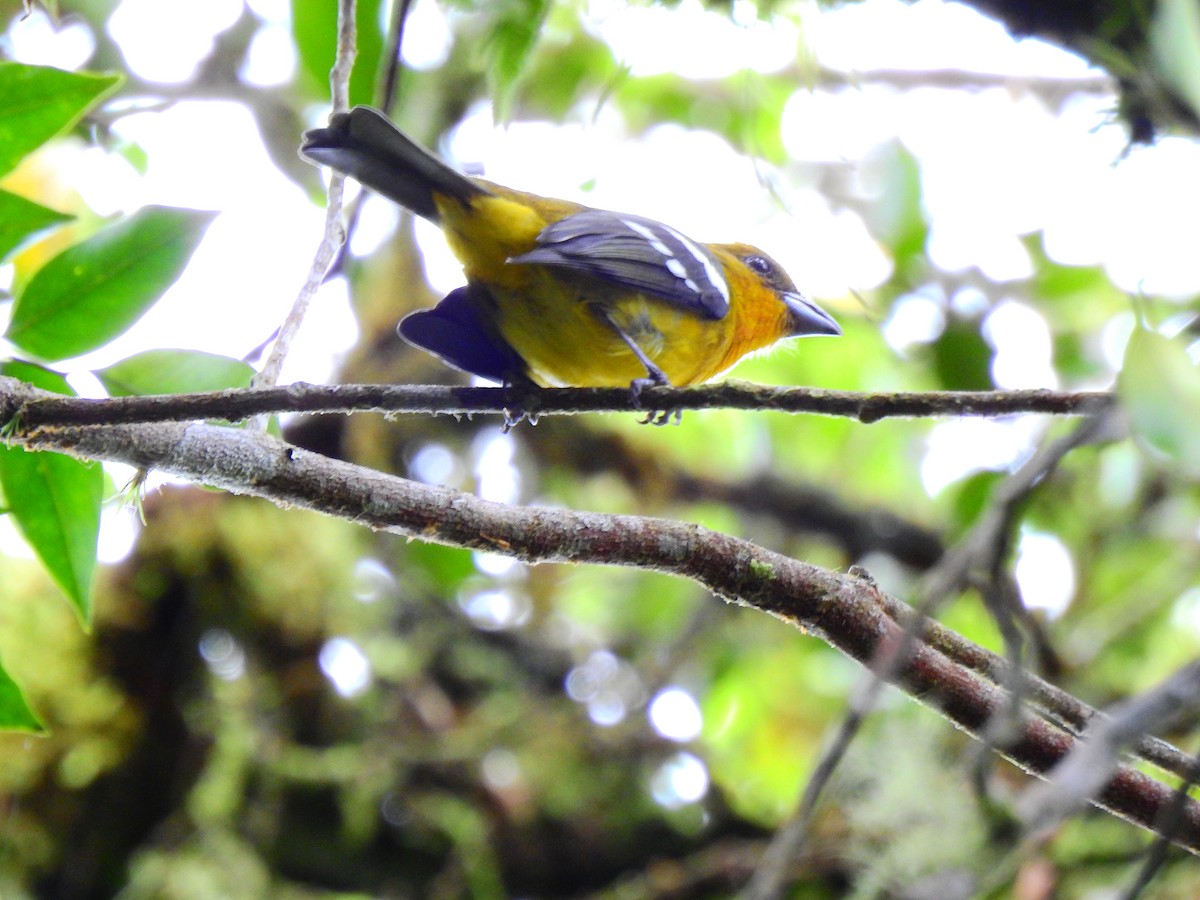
[488, 276, 735, 388]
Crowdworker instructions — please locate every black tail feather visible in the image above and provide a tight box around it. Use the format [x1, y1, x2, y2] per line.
[300, 107, 487, 222]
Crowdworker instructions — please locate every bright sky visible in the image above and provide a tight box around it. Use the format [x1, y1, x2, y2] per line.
[3, 0, 1198, 615]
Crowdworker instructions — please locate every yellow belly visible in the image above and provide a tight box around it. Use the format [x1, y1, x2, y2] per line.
[489, 269, 733, 388]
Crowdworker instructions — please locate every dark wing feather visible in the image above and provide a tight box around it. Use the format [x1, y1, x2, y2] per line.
[398, 285, 522, 384]
[508, 210, 730, 319]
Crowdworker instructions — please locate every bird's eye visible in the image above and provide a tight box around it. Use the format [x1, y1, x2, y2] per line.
[745, 255, 771, 274]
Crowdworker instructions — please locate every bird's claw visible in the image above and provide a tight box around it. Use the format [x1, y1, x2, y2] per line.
[629, 372, 680, 426]
[500, 379, 543, 431]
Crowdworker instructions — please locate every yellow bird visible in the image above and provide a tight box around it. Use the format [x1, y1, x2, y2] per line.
[301, 107, 840, 391]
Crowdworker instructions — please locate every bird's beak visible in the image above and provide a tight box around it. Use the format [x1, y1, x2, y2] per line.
[783, 292, 841, 337]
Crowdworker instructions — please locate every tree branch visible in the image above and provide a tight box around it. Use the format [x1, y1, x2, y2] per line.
[8, 379, 1115, 428]
[2, 378, 1196, 854]
[1018, 659, 1200, 834]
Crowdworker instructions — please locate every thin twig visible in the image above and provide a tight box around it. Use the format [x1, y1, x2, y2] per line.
[254, 0, 357, 400]
[950, 415, 1119, 829]
[917, 411, 1121, 607]
[379, 0, 415, 115]
[738, 573, 904, 900]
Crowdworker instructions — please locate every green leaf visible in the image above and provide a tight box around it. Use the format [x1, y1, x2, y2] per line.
[0, 657, 44, 734]
[1022, 232, 1126, 333]
[516, 30, 615, 119]
[931, 319, 993, 391]
[0, 188, 72, 263]
[115, 138, 149, 176]
[1024, 233, 1109, 303]
[404, 541, 477, 594]
[1152, 0, 1200, 121]
[950, 470, 1005, 530]
[486, 0, 551, 120]
[97, 349, 255, 396]
[291, 0, 384, 107]
[1, 358, 73, 394]
[615, 73, 693, 130]
[0, 361, 101, 625]
[861, 140, 929, 278]
[1119, 328, 1200, 476]
[725, 72, 792, 164]
[6, 206, 217, 362]
[0, 448, 102, 625]
[0, 62, 122, 176]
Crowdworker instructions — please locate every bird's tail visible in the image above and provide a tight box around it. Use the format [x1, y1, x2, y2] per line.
[300, 107, 487, 222]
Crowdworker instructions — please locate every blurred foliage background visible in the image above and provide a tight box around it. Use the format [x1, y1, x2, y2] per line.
[2, 0, 1200, 897]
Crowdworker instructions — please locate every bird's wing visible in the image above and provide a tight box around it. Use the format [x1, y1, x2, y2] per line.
[398, 285, 522, 384]
[508, 210, 730, 320]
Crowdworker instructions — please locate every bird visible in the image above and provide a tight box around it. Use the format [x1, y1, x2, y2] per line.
[300, 107, 840, 394]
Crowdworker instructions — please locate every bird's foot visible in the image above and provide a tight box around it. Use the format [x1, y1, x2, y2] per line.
[500, 378, 544, 431]
[629, 370, 680, 426]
